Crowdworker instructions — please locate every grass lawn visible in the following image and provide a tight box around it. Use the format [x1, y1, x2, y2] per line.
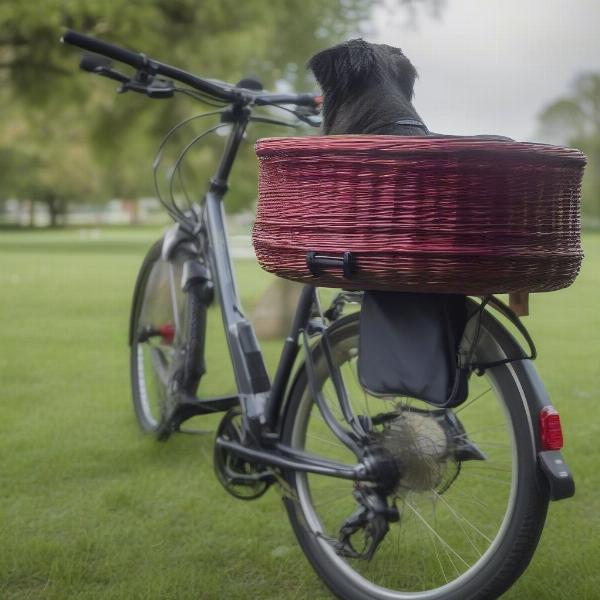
[1, 227, 599, 599]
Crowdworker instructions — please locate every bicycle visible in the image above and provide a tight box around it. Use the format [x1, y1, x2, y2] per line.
[63, 29, 575, 600]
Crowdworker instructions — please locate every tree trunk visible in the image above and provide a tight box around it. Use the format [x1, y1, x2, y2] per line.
[252, 279, 303, 340]
[123, 199, 140, 225]
[58, 200, 68, 226]
[47, 196, 59, 227]
[28, 199, 35, 227]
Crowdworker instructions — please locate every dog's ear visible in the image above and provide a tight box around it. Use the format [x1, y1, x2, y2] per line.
[387, 46, 418, 99]
[307, 39, 375, 95]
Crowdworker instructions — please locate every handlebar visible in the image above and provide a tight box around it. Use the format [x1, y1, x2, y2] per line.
[61, 29, 320, 108]
[63, 30, 147, 72]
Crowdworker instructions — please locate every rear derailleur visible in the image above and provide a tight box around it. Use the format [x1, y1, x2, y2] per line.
[333, 484, 399, 561]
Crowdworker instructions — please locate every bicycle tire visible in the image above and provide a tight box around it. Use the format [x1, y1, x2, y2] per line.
[282, 312, 549, 600]
[129, 239, 205, 439]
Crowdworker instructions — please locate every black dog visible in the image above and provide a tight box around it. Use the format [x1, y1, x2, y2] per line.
[308, 39, 427, 136]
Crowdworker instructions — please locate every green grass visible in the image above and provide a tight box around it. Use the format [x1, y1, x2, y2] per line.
[0, 227, 599, 599]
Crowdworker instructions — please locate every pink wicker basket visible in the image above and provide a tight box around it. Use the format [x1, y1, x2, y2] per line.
[252, 136, 586, 294]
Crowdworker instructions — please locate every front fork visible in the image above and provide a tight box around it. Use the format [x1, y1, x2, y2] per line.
[161, 223, 213, 394]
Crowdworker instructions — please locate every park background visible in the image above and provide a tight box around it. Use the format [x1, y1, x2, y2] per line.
[1, 1, 599, 598]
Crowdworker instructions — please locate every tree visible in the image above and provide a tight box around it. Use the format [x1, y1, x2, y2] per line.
[0, 89, 101, 225]
[0, 0, 383, 222]
[538, 73, 600, 221]
[0, 0, 449, 224]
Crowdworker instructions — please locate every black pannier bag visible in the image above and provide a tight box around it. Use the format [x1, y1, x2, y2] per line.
[358, 291, 470, 408]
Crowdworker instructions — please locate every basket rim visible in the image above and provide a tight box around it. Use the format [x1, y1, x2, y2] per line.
[255, 135, 586, 164]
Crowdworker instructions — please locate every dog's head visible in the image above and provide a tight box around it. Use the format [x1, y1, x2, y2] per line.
[308, 39, 424, 135]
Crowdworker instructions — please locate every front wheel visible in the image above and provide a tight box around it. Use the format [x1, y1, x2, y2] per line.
[282, 313, 549, 600]
[129, 239, 206, 439]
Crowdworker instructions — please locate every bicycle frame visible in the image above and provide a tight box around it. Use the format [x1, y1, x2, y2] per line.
[162, 105, 372, 483]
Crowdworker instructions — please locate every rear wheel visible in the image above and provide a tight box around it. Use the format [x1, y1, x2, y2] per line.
[282, 313, 549, 600]
[129, 240, 205, 438]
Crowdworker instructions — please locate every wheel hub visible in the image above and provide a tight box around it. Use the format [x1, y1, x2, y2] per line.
[381, 411, 452, 493]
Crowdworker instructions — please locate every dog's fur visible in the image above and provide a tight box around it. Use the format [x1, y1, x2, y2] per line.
[308, 39, 425, 136]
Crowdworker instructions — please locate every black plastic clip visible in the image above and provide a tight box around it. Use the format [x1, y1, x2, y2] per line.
[306, 251, 356, 279]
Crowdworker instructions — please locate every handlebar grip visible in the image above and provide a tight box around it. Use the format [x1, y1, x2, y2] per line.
[62, 29, 146, 70]
[254, 93, 318, 107]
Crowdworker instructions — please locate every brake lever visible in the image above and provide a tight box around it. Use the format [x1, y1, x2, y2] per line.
[146, 83, 175, 99]
[118, 77, 175, 98]
[296, 114, 322, 128]
[79, 52, 173, 98]
[95, 67, 130, 85]
[80, 53, 130, 84]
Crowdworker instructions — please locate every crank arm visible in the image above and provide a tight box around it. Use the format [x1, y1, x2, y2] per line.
[222, 464, 276, 485]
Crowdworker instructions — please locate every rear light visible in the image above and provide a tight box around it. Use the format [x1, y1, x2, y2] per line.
[539, 406, 564, 450]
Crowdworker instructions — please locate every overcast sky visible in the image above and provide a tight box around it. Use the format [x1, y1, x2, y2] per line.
[370, 0, 600, 141]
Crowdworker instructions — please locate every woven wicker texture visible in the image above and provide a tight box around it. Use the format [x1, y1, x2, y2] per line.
[253, 136, 586, 294]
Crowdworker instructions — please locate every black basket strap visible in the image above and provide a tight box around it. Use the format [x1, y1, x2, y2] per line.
[306, 251, 357, 279]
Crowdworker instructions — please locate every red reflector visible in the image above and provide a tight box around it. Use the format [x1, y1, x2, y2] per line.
[539, 406, 563, 450]
[158, 323, 175, 345]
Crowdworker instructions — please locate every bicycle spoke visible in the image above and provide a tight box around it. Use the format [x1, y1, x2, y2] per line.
[455, 386, 493, 414]
[446, 491, 493, 514]
[428, 526, 449, 584]
[312, 492, 352, 510]
[455, 423, 506, 437]
[306, 432, 347, 450]
[468, 439, 512, 449]
[150, 347, 169, 387]
[462, 464, 512, 473]
[348, 358, 373, 420]
[431, 489, 492, 545]
[404, 499, 471, 570]
[459, 472, 512, 485]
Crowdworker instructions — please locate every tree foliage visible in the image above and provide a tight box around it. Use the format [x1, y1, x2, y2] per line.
[0, 0, 378, 216]
[0, 0, 442, 221]
[538, 73, 600, 221]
